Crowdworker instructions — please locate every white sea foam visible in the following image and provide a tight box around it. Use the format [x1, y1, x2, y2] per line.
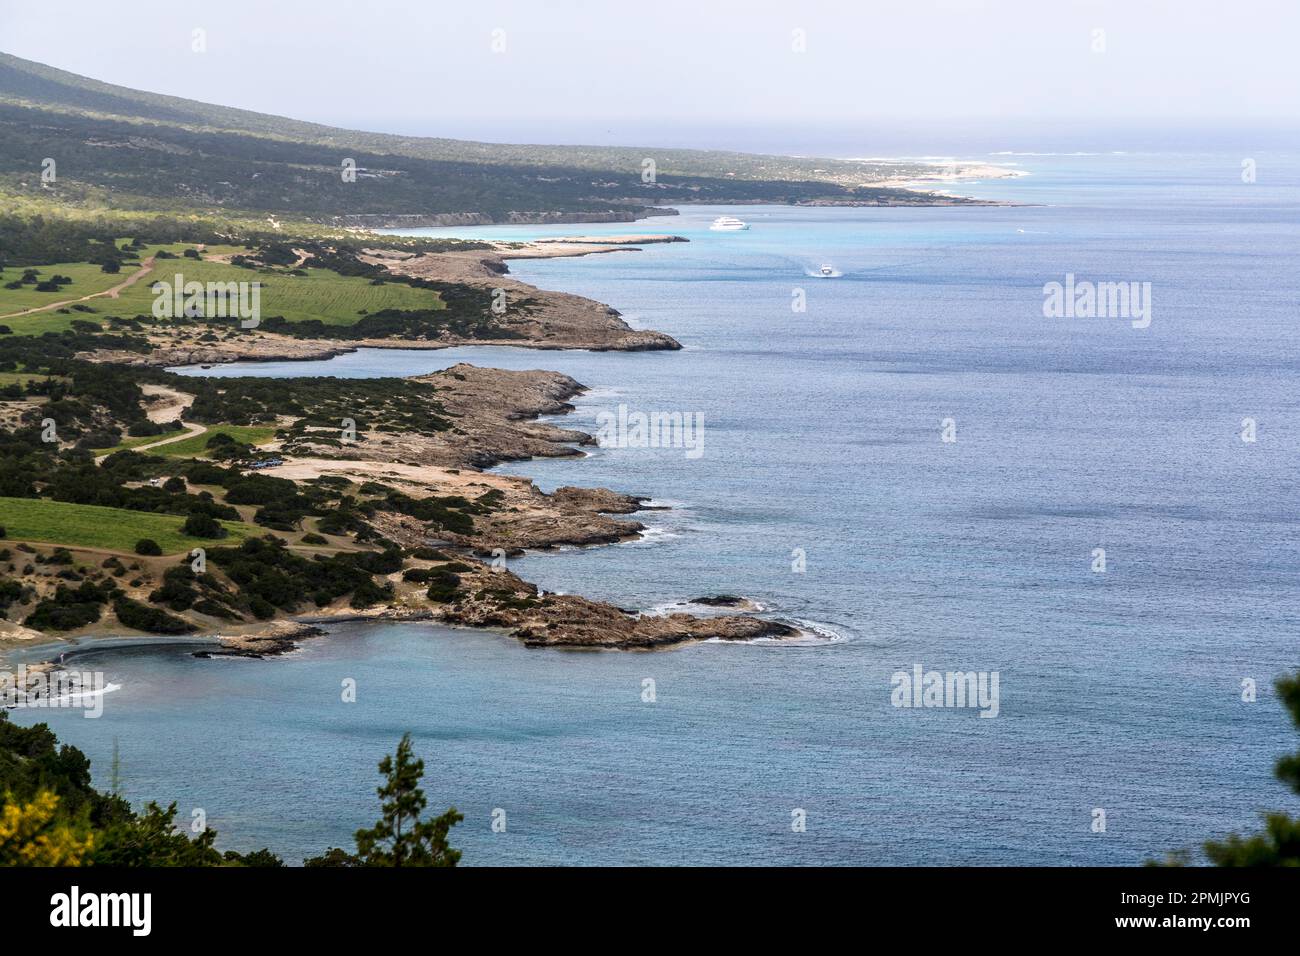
[643, 596, 769, 616]
[640, 497, 684, 509]
[626, 525, 680, 545]
[578, 387, 623, 400]
[704, 618, 847, 647]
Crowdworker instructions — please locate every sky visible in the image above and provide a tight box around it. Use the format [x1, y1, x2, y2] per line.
[1, 0, 1297, 152]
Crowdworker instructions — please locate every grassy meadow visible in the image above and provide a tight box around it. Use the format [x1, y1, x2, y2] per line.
[150, 425, 278, 458]
[0, 496, 258, 553]
[116, 261, 444, 327]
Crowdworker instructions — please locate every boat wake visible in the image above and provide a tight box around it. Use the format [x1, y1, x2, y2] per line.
[41, 680, 123, 706]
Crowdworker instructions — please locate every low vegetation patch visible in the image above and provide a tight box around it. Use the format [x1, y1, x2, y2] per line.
[0, 496, 254, 554]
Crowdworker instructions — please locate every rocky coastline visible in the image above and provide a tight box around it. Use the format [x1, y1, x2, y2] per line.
[78, 237, 686, 368]
[4, 235, 812, 659]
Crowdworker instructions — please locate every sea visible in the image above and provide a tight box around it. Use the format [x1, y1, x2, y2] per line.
[8, 146, 1300, 865]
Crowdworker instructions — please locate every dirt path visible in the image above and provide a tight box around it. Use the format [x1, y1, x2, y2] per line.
[94, 420, 207, 465]
[0, 255, 159, 320]
[140, 383, 196, 424]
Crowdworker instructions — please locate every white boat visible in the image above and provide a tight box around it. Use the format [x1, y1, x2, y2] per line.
[819, 264, 835, 276]
[709, 216, 749, 231]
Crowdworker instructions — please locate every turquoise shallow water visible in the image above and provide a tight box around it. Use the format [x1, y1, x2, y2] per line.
[12, 150, 1300, 864]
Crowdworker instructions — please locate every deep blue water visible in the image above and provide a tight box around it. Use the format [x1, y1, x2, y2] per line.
[12, 150, 1300, 865]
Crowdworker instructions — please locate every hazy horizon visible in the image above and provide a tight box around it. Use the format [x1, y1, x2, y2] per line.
[2, 0, 1298, 157]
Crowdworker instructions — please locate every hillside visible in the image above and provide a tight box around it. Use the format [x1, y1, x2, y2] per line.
[0, 51, 981, 225]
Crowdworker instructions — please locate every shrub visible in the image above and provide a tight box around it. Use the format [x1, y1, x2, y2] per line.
[181, 461, 231, 485]
[182, 513, 227, 539]
[24, 581, 115, 631]
[425, 571, 461, 603]
[248, 595, 276, 620]
[192, 597, 241, 620]
[134, 539, 163, 556]
[407, 547, 448, 561]
[0, 578, 24, 610]
[149, 566, 198, 611]
[347, 547, 403, 575]
[349, 578, 393, 609]
[112, 596, 196, 634]
[127, 420, 164, 437]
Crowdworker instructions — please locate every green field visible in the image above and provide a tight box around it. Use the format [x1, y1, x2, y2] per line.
[95, 424, 277, 459]
[150, 425, 277, 458]
[91, 431, 183, 457]
[114, 260, 445, 327]
[0, 260, 136, 315]
[0, 370, 66, 387]
[0, 242, 248, 334]
[0, 496, 258, 553]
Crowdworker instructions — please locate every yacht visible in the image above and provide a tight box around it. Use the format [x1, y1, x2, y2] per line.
[709, 215, 749, 231]
[819, 264, 835, 276]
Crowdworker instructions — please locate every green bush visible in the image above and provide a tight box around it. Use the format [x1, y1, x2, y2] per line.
[182, 513, 227, 539]
[407, 547, 448, 561]
[24, 580, 115, 631]
[425, 570, 461, 603]
[112, 596, 196, 634]
[0, 578, 24, 610]
[134, 538, 163, 556]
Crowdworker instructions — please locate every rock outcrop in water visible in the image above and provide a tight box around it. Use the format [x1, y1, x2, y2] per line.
[426, 565, 800, 649]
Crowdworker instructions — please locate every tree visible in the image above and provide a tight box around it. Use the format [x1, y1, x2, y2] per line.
[306, 734, 461, 867]
[92, 801, 223, 866]
[1155, 671, 1300, 866]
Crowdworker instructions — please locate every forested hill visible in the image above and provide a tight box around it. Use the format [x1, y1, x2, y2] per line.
[0, 51, 967, 225]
